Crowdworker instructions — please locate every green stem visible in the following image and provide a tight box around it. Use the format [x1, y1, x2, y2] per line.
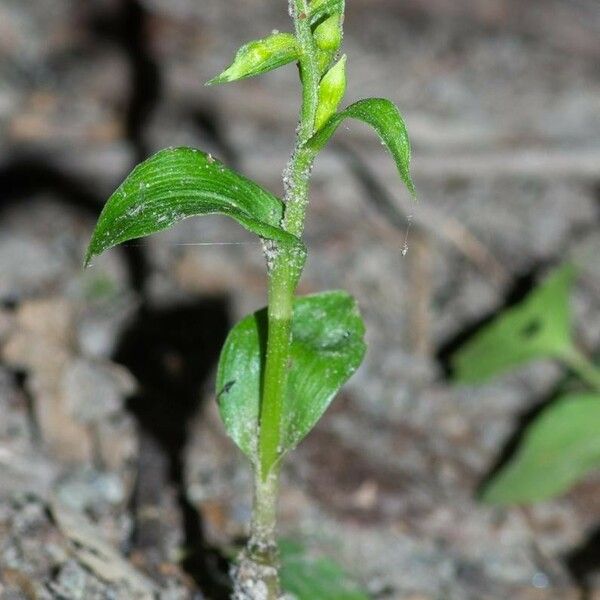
[282, 0, 321, 237]
[259, 268, 295, 478]
[561, 347, 600, 392]
[244, 1, 322, 597]
[257, 0, 320, 487]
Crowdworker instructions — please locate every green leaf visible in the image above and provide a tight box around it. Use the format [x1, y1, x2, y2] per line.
[482, 393, 600, 504]
[85, 147, 301, 268]
[309, 0, 345, 27]
[315, 56, 347, 131]
[451, 264, 578, 383]
[207, 33, 299, 85]
[280, 540, 370, 600]
[217, 291, 366, 463]
[306, 98, 416, 197]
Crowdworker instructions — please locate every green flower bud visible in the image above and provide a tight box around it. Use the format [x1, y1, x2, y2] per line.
[313, 14, 342, 52]
[207, 33, 299, 85]
[314, 55, 347, 131]
[316, 48, 333, 75]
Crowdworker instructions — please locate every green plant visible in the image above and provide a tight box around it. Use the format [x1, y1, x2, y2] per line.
[450, 264, 600, 504]
[85, 1, 414, 596]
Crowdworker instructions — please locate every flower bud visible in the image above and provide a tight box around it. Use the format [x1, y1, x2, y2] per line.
[314, 55, 347, 131]
[207, 33, 299, 85]
[313, 13, 342, 52]
[316, 48, 333, 75]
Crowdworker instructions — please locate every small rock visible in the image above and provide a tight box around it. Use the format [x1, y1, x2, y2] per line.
[16, 297, 74, 344]
[51, 560, 89, 600]
[61, 358, 136, 424]
[55, 469, 126, 512]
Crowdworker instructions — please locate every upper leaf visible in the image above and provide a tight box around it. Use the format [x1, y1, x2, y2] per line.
[85, 147, 299, 267]
[309, 0, 345, 27]
[207, 33, 299, 85]
[216, 291, 366, 463]
[482, 393, 600, 504]
[306, 98, 416, 197]
[451, 264, 577, 383]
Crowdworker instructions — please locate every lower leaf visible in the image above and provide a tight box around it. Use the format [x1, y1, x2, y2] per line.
[216, 291, 366, 464]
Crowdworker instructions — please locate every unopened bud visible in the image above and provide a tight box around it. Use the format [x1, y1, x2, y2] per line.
[207, 33, 299, 85]
[314, 55, 347, 131]
[316, 48, 333, 74]
[313, 13, 342, 52]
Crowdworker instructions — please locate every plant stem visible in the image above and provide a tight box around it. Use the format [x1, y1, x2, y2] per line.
[562, 347, 600, 392]
[243, 1, 321, 597]
[259, 268, 295, 479]
[282, 0, 320, 237]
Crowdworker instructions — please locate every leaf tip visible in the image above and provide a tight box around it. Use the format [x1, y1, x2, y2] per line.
[82, 248, 94, 270]
[83, 236, 102, 269]
[205, 74, 226, 86]
[407, 179, 417, 200]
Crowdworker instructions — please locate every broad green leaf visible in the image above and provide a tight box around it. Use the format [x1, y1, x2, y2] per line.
[280, 540, 370, 600]
[315, 56, 347, 131]
[216, 291, 366, 463]
[207, 33, 299, 85]
[482, 393, 600, 504]
[452, 265, 577, 383]
[306, 98, 416, 197]
[309, 0, 345, 27]
[85, 147, 301, 267]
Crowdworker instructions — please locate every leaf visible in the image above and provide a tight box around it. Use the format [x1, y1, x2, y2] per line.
[306, 98, 416, 197]
[451, 264, 578, 383]
[482, 393, 600, 504]
[315, 56, 347, 131]
[216, 291, 366, 463]
[280, 540, 370, 600]
[309, 0, 345, 26]
[85, 147, 300, 267]
[207, 33, 299, 85]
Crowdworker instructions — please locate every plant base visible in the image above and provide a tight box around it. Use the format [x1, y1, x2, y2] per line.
[231, 547, 288, 600]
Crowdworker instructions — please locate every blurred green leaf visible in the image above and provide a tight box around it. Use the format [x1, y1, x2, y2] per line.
[280, 540, 370, 600]
[207, 33, 299, 85]
[452, 265, 578, 383]
[309, 0, 345, 26]
[306, 98, 416, 197]
[482, 393, 600, 504]
[315, 55, 347, 131]
[217, 291, 366, 463]
[85, 147, 299, 267]
[81, 272, 119, 301]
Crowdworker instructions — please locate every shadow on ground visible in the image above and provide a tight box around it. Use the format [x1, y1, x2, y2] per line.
[115, 297, 233, 598]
